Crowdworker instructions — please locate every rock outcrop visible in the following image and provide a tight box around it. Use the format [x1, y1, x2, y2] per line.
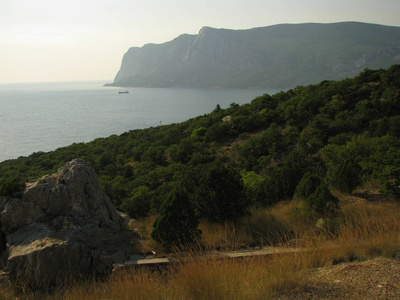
[0, 159, 139, 287]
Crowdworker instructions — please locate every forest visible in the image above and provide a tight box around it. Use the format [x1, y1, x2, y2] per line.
[1, 65, 400, 248]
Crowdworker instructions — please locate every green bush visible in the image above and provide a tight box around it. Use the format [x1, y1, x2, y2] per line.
[241, 171, 266, 205]
[120, 186, 153, 219]
[332, 159, 362, 193]
[295, 172, 322, 200]
[151, 185, 201, 250]
[305, 183, 339, 215]
[0, 177, 25, 197]
[191, 162, 248, 223]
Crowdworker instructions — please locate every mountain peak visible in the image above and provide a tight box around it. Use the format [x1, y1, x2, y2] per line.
[112, 22, 400, 89]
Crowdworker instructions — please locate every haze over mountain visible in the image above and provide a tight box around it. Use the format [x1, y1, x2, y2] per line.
[110, 22, 400, 89]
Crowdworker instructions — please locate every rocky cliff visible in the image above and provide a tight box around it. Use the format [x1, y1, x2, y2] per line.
[110, 22, 400, 89]
[0, 159, 139, 288]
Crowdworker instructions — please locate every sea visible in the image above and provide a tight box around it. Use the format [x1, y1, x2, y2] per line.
[0, 81, 281, 162]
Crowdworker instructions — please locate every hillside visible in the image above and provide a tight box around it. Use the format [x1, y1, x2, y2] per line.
[1, 65, 400, 224]
[110, 22, 400, 88]
[2, 65, 400, 297]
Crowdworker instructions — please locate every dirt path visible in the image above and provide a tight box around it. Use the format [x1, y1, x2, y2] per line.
[123, 246, 306, 266]
[275, 257, 400, 299]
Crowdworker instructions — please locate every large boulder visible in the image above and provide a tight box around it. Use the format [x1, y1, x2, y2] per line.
[0, 159, 139, 287]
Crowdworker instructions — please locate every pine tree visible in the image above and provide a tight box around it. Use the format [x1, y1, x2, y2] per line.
[305, 183, 339, 215]
[295, 172, 322, 200]
[151, 185, 201, 250]
[332, 159, 362, 193]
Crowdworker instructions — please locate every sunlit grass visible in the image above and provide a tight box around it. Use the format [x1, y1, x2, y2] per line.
[4, 190, 400, 300]
[44, 252, 310, 300]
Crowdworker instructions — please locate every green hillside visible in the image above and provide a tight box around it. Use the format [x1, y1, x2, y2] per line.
[1, 65, 400, 239]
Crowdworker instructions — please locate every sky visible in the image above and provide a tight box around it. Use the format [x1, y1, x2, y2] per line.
[0, 0, 399, 84]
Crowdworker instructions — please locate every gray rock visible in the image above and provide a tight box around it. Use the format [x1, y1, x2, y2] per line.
[0, 159, 140, 288]
[0, 221, 6, 266]
[92, 252, 113, 274]
[7, 236, 80, 287]
[0, 197, 7, 211]
[1, 198, 44, 233]
[110, 251, 128, 264]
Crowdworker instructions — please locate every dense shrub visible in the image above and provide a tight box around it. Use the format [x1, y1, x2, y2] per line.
[295, 172, 323, 200]
[331, 159, 363, 193]
[0, 177, 25, 197]
[120, 186, 153, 219]
[151, 186, 201, 249]
[188, 162, 248, 223]
[305, 183, 339, 215]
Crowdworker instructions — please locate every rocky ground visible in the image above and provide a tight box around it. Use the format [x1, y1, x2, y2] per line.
[276, 257, 400, 299]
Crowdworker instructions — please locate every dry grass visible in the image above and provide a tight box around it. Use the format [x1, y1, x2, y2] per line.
[169, 254, 310, 299]
[335, 200, 400, 260]
[197, 206, 294, 251]
[40, 252, 310, 300]
[3, 187, 400, 300]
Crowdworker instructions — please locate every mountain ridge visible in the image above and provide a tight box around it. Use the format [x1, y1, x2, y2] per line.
[110, 22, 400, 88]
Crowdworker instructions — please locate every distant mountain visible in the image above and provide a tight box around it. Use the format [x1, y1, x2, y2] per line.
[110, 22, 400, 89]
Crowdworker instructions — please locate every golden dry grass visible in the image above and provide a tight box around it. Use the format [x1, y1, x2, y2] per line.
[44, 253, 310, 300]
[3, 189, 400, 300]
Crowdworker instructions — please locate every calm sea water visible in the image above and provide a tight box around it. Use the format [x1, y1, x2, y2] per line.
[0, 81, 280, 162]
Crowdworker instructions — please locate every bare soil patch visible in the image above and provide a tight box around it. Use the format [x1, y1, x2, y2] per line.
[276, 257, 400, 299]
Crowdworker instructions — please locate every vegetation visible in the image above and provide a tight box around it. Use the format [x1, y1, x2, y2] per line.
[1, 65, 400, 250]
[331, 158, 363, 193]
[0, 176, 25, 197]
[151, 185, 201, 250]
[2, 65, 400, 298]
[3, 194, 400, 299]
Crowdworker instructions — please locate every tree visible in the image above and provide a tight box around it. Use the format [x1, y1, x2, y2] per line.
[167, 138, 200, 164]
[120, 185, 153, 219]
[0, 177, 25, 197]
[295, 172, 322, 200]
[191, 127, 207, 139]
[141, 146, 167, 165]
[332, 159, 362, 193]
[213, 104, 221, 113]
[264, 151, 312, 205]
[305, 183, 339, 215]
[241, 171, 265, 205]
[193, 162, 248, 223]
[380, 165, 400, 199]
[151, 185, 201, 250]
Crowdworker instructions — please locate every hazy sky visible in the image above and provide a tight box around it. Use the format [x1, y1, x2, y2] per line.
[0, 0, 399, 83]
